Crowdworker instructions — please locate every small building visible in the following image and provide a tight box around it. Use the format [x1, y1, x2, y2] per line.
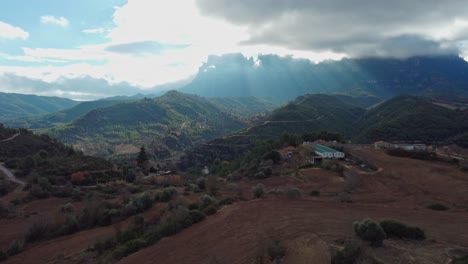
[314, 144, 345, 159]
[374, 141, 392, 149]
[393, 143, 427, 151]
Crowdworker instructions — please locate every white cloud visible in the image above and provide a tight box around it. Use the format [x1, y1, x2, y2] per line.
[40, 15, 69, 27]
[0, 21, 29, 40]
[82, 28, 106, 34]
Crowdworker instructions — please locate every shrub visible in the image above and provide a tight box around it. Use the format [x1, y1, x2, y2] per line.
[379, 220, 425, 240]
[427, 203, 449, 211]
[60, 215, 79, 235]
[196, 177, 206, 190]
[266, 240, 286, 261]
[199, 194, 216, 209]
[113, 239, 147, 260]
[188, 203, 199, 210]
[189, 210, 206, 223]
[331, 240, 361, 264]
[286, 187, 302, 199]
[60, 203, 75, 213]
[93, 238, 117, 254]
[353, 219, 386, 247]
[254, 171, 267, 179]
[0, 250, 6, 261]
[203, 205, 217, 216]
[155, 187, 177, 203]
[158, 207, 193, 237]
[252, 183, 265, 199]
[218, 197, 234, 206]
[310, 190, 321, 196]
[25, 220, 50, 242]
[6, 240, 23, 256]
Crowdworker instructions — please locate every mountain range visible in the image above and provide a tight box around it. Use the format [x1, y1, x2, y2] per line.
[181, 54, 468, 102]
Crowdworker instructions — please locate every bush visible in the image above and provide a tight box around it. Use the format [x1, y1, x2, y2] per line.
[218, 197, 234, 206]
[331, 240, 361, 264]
[353, 219, 386, 247]
[113, 239, 147, 260]
[196, 177, 206, 190]
[310, 190, 321, 196]
[6, 240, 23, 256]
[60, 203, 75, 213]
[379, 220, 425, 240]
[286, 187, 302, 199]
[60, 215, 79, 235]
[199, 194, 216, 209]
[93, 238, 117, 254]
[189, 210, 206, 223]
[427, 203, 449, 211]
[203, 205, 217, 216]
[155, 187, 177, 203]
[188, 203, 199, 210]
[252, 183, 265, 199]
[0, 250, 6, 261]
[25, 220, 50, 242]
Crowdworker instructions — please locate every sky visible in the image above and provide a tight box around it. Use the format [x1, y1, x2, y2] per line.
[1, 0, 468, 100]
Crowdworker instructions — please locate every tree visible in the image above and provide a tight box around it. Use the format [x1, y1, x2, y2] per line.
[137, 146, 148, 166]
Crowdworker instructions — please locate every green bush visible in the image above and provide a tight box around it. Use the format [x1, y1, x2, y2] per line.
[0, 250, 7, 261]
[60, 215, 79, 235]
[25, 220, 50, 242]
[286, 187, 302, 199]
[113, 239, 147, 260]
[331, 240, 361, 264]
[196, 177, 206, 190]
[199, 194, 216, 209]
[203, 205, 217, 216]
[353, 219, 386, 247]
[379, 220, 425, 240]
[6, 240, 23, 256]
[427, 203, 449, 211]
[93, 238, 117, 254]
[188, 203, 199, 210]
[218, 197, 234, 206]
[155, 187, 177, 203]
[252, 183, 265, 199]
[189, 210, 206, 223]
[310, 190, 320, 196]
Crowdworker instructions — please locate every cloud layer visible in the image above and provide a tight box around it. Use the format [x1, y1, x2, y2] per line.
[196, 0, 468, 58]
[0, 21, 29, 40]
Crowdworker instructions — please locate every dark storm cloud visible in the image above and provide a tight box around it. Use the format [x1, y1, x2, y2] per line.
[106, 41, 190, 55]
[196, 0, 468, 57]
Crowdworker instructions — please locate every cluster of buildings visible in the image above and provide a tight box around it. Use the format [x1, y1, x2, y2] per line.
[373, 141, 427, 151]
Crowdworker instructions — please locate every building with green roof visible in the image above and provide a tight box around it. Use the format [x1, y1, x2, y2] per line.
[314, 144, 345, 158]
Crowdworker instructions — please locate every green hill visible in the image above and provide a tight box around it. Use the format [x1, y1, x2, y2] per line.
[0, 125, 115, 186]
[0, 92, 78, 121]
[354, 95, 468, 143]
[4, 99, 130, 129]
[48, 91, 247, 159]
[208, 97, 277, 117]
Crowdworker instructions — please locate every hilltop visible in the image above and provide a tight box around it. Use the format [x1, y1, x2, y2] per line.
[4, 99, 130, 129]
[0, 92, 78, 121]
[48, 91, 247, 159]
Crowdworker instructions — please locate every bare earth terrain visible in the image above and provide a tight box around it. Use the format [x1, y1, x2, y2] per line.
[2, 147, 468, 263]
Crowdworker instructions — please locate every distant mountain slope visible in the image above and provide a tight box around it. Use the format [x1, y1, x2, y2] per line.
[354, 95, 468, 143]
[181, 54, 468, 102]
[48, 91, 247, 159]
[208, 97, 277, 117]
[0, 92, 78, 121]
[4, 99, 130, 129]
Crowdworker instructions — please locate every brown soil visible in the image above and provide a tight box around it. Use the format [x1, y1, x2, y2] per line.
[4, 147, 468, 264]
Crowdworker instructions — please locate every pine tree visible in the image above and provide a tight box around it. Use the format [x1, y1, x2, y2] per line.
[137, 146, 148, 166]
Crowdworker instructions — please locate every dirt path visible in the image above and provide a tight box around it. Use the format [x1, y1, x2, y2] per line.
[0, 163, 26, 186]
[0, 133, 20, 143]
